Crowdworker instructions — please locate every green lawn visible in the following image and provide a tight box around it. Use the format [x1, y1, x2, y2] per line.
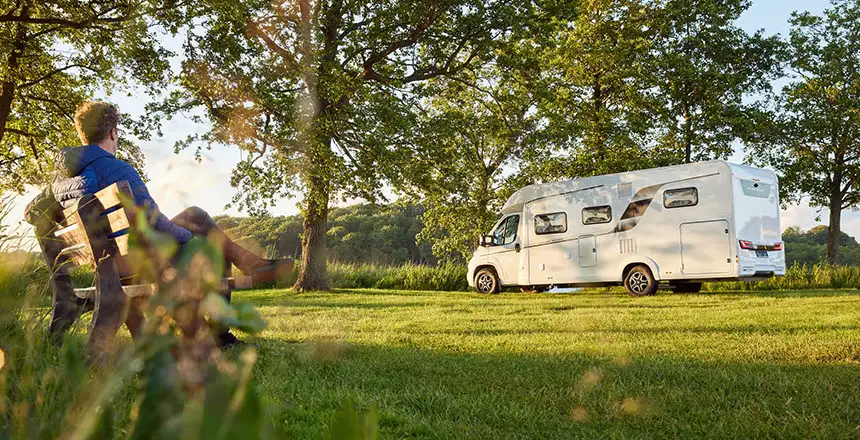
[231, 288, 860, 439]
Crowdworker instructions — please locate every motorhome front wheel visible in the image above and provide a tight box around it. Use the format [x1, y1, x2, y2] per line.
[474, 268, 500, 294]
[624, 265, 657, 297]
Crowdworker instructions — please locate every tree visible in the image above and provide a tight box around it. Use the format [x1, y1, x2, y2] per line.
[530, 0, 656, 180]
[750, 0, 860, 264]
[399, 61, 540, 260]
[158, 0, 526, 290]
[0, 0, 177, 192]
[649, 0, 784, 163]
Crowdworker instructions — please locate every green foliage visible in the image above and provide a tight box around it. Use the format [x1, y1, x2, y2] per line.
[519, 0, 783, 184]
[215, 202, 436, 264]
[748, 0, 860, 264]
[782, 225, 860, 266]
[648, 0, 784, 163]
[530, 0, 658, 178]
[152, 0, 534, 289]
[705, 263, 860, 291]
[266, 261, 470, 292]
[0, 213, 278, 439]
[400, 60, 539, 260]
[0, 0, 176, 192]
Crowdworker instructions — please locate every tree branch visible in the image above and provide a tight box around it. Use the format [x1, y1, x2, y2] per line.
[247, 20, 300, 72]
[0, 155, 25, 167]
[21, 94, 73, 116]
[19, 64, 102, 89]
[361, 7, 439, 70]
[4, 128, 36, 137]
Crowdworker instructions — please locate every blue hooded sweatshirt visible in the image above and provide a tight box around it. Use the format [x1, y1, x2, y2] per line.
[51, 145, 192, 243]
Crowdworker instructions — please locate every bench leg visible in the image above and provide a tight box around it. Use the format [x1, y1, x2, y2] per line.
[125, 297, 147, 340]
[48, 269, 90, 343]
[36, 219, 90, 345]
[215, 255, 233, 341]
[87, 257, 128, 365]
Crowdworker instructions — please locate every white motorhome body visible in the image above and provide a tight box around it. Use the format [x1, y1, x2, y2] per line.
[467, 161, 786, 296]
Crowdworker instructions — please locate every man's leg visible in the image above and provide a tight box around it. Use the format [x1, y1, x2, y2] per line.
[171, 206, 294, 283]
[170, 206, 293, 347]
[170, 206, 270, 272]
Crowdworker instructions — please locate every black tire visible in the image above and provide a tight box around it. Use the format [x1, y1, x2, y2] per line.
[624, 265, 657, 297]
[474, 268, 500, 294]
[520, 286, 548, 294]
[672, 282, 702, 294]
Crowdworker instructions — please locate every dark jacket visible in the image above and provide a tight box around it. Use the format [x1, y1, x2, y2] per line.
[49, 145, 192, 243]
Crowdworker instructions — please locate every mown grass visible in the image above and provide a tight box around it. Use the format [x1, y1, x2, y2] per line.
[237, 288, 860, 439]
[2, 282, 859, 438]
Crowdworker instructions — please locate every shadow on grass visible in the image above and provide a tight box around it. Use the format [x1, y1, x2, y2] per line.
[700, 289, 860, 299]
[254, 339, 860, 440]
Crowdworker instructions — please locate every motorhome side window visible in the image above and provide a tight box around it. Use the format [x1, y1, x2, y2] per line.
[492, 215, 520, 245]
[582, 206, 612, 225]
[535, 212, 567, 235]
[663, 187, 698, 208]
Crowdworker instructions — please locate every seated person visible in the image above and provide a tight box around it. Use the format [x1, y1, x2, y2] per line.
[45, 101, 293, 346]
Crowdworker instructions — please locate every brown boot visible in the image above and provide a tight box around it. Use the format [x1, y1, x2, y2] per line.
[248, 259, 295, 285]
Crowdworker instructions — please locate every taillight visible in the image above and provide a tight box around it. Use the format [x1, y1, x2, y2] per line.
[773, 242, 783, 251]
[739, 240, 754, 250]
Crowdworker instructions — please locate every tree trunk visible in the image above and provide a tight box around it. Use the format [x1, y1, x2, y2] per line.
[683, 108, 693, 164]
[826, 189, 842, 265]
[293, 155, 330, 292]
[0, 5, 29, 145]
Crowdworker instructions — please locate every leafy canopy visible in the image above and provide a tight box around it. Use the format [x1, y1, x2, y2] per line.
[0, 0, 177, 192]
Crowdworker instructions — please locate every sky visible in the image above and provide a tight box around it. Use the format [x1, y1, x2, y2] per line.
[2, 0, 846, 248]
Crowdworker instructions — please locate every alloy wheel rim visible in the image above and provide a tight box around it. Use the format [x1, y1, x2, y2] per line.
[477, 273, 494, 292]
[629, 272, 649, 293]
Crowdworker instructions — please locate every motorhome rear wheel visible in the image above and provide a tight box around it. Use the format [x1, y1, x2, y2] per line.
[624, 265, 657, 297]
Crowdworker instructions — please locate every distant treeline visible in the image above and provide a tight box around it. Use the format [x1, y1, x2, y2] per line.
[783, 226, 860, 267]
[216, 203, 860, 268]
[215, 203, 443, 265]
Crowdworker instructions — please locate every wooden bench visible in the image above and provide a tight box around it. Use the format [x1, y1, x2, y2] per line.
[27, 181, 251, 362]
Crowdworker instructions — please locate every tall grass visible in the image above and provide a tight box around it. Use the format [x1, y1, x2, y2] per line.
[704, 263, 860, 291]
[7, 249, 860, 295]
[0, 199, 377, 438]
[303, 261, 860, 293]
[272, 261, 470, 291]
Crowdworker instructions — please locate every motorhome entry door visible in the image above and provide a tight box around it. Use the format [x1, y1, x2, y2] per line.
[680, 220, 731, 275]
[579, 235, 596, 267]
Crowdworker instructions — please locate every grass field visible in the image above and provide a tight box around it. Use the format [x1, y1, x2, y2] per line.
[230, 288, 860, 439]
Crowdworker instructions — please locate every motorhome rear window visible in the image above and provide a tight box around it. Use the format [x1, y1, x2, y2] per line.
[663, 187, 698, 208]
[740, 180, 771, 198]
[582, 206, 612, 225]
[535, 212, 567, 235]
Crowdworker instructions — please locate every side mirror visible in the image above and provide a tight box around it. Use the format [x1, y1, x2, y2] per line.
[481, 235, 495, 247]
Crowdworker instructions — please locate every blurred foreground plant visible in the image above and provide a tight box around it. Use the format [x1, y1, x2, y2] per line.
[1, 207, 274, 439]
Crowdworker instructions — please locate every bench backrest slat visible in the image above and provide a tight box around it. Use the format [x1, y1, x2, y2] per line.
[47, 182, 135, 267]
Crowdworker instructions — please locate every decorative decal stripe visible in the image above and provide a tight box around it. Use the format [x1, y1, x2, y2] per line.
[614, 183, 665, 232]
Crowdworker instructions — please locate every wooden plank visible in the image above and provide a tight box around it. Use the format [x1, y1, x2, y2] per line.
[231, 276, 253, 289]
[105, 208, 130, 233]
[74, 283, 158, 300]
[92, 181, 132, 211]
[74, 275, 246, 300]
[114, 234, 130, 256]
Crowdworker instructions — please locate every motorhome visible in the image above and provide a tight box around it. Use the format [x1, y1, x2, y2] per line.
[467, 161, 785, 296]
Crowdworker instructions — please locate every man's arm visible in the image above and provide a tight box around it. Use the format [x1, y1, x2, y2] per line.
[104, 161, 193, 243]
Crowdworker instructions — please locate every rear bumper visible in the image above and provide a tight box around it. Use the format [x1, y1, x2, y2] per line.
[738, 249, 786, 278]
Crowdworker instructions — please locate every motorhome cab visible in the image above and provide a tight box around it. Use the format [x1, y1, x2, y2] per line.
[467, 161, 786, 297]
